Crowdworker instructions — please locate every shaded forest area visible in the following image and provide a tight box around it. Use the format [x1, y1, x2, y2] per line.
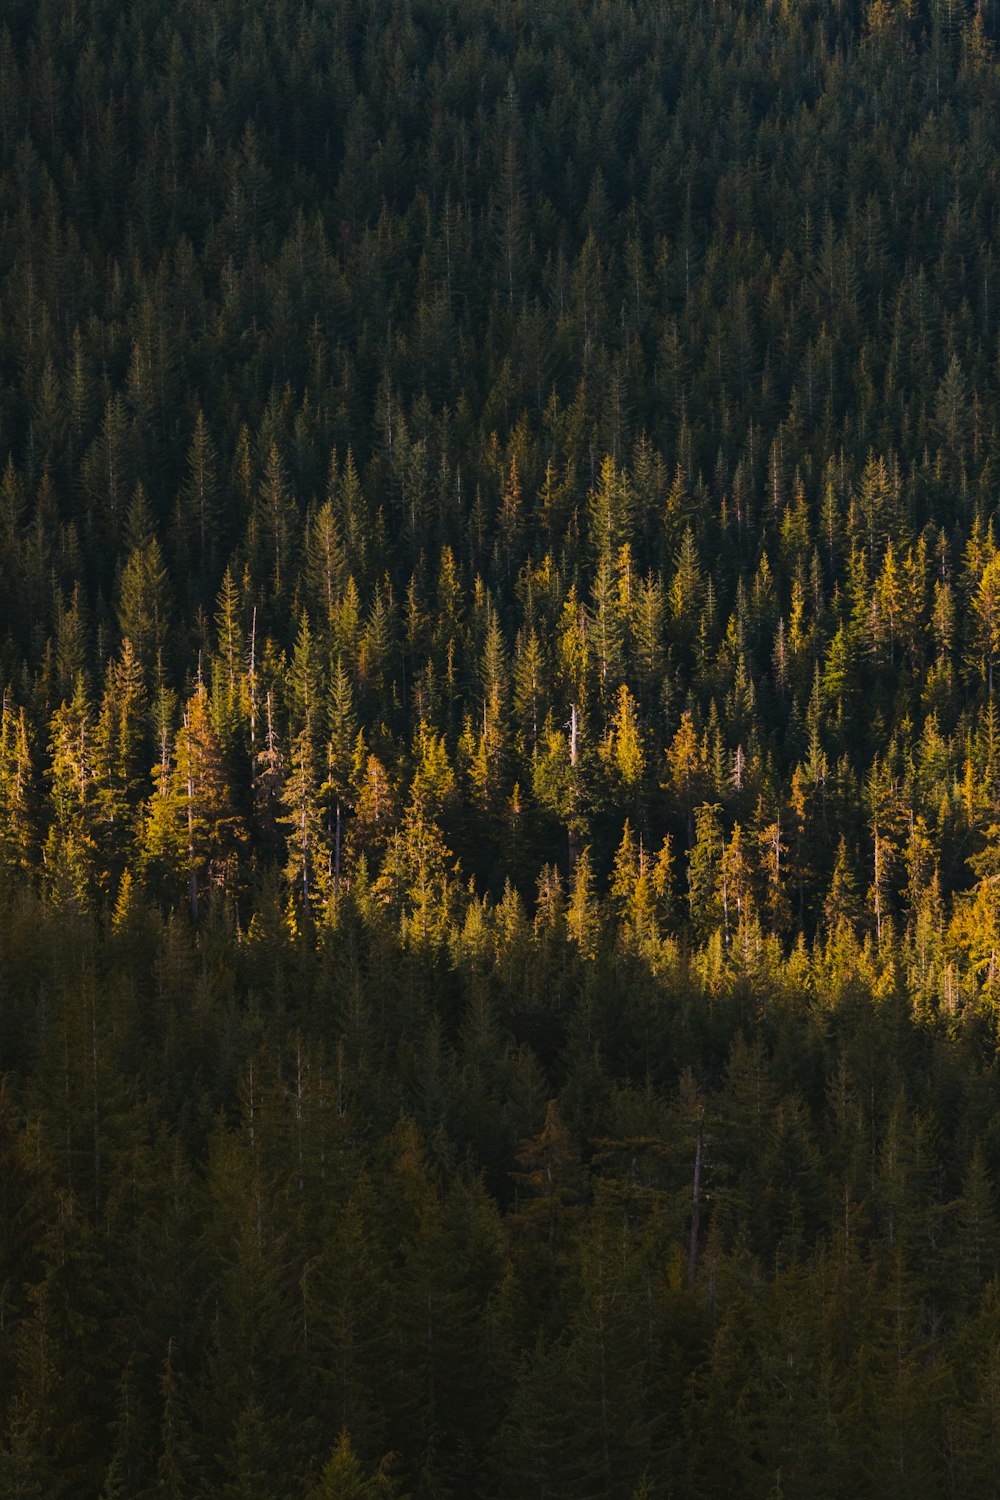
[4, 0, 1000, 1494]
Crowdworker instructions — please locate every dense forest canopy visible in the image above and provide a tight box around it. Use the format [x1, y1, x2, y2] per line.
[4, 0, 1000, 1494]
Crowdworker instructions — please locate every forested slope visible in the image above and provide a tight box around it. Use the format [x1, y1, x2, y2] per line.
[3, 0, 1000, 1494]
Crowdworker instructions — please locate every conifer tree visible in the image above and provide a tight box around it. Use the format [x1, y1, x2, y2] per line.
[0, 694, 34, 885]
[174, 410, 221, 590]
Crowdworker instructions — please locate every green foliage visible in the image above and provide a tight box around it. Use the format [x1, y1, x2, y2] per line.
[3, 0, 1000, 1492]
[308, 1432, 402, 1500]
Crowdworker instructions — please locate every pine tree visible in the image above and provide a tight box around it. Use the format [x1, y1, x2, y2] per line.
[174, 409, 221, 589]
[510, 1101, 586, 1307]
[0, 693, 34, 885]
[147, 685, 246, 917]
[687, 803, 725, 942]
[374, 801, 455, 949]
[154, 1340, 200, 1499]
[602, 683, 645, 800]
[973, 553, 1000, 695]
[117, 534, 171, 682]
[665, 712, 707, 844]
[93, 640, 148, 881]
[513, 629, 547, 751]
[588, 454, 634, 562]
[256, 443, 297, 601]
[45, 677, 99, 905]
[303, 501, 348, 641]
[308, 1431, 401, 1500]
[284, 725, 328, 917]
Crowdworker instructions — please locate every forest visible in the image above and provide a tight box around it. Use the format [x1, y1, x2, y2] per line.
[3, 0, 1000, 1494]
